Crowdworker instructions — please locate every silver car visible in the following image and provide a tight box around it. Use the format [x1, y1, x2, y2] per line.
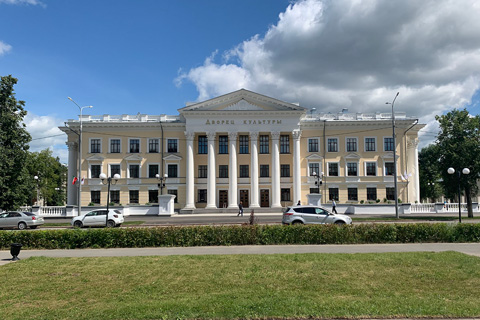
[71, 209, 124, 228]
[0, 211, 45, 230]
[282, 205, 352, 225]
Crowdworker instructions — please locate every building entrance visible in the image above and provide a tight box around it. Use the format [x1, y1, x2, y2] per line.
[260, 189, 269, 207]
[240, 190, 249, 208]
[219, 190, 228, 208]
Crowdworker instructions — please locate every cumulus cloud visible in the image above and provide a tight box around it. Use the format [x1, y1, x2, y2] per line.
[0, 41, 12, 56]
[0, 0, 45, 6]
[24, 113, 67, 164]
[176, 0, 480, 146]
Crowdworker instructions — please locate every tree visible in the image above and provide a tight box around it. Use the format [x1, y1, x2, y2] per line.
[0, 75, 32, 211]
[419, 144, 443, 202]
[435, 109, 480, 217]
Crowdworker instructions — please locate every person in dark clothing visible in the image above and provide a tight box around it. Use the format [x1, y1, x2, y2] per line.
[332, 200, 338, 214]
[237, 201, 243, 217]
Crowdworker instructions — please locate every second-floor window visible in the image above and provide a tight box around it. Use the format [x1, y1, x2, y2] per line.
[384, 137, 394, 151]
[239, 165, 249, 178]
[366, 162, 377, 176]
[129, 164, 139, 178]
[198, 136, 207, 154]
[110, 139, 120, 153]
[219, 136, 228, 154]
[148, 164, 159, 178]
[198, 165, 207, 178]
[167, 139, 178, 153]
[281, 164, 290, 177]
[91, 139, 101, 153]
[219, 165, 228, 178]
[149, 139, 159, 153]
[280, 135, 290, 154]
[260, 165, 269, 177]
[385, 162, 395, 176]
[130, 139, 140, 153]
[309, 163, 320, 176]
[328, 138, 338, 152]
[308, 138, 319, 152]
[347, 162, 358, 176]
[110, 164, 121, 177]
[239, 135, 249, 154]
[259, 135, 269, 154]
[91, 165, 101, 178]
[365, 138, 376, 151]
[346, 138, 357, 152]
[328, 163, 339, 176]
[168, 164, 178, 178]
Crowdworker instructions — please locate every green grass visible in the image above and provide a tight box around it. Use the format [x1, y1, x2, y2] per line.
[1, 252, 480, 319]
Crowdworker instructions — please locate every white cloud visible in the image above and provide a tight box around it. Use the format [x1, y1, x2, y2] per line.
[0, 0, 45, 6]
[24, 113, 67, 164]
[176, 0, 480, 147]
[0, 41, 12, 56]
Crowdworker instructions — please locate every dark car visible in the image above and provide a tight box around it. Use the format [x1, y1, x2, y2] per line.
[0, 211, 45, 230]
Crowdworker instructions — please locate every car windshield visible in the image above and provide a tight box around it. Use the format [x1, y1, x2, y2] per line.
[283, 207, 291, 213]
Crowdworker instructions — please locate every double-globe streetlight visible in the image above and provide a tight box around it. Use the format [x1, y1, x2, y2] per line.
[99, 173, 120, 227]
[155, 173, 168, 195]
[447, 167, 470, 223]
[68, 97, 93, 216]
[386, 92, 400, 219]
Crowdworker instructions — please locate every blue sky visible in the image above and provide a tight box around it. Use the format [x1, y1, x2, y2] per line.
[1, 0, 480, 163]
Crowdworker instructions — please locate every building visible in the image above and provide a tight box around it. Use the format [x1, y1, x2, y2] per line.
[60, 89, 425, 213]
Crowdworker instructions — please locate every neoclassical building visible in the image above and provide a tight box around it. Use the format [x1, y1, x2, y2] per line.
[60, 89, 424, 213]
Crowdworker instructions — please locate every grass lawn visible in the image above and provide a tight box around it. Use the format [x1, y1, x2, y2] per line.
[1, 251, 480, 320]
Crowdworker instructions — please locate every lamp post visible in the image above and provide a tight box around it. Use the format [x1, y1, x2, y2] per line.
[312, 171, 323, 190]
[34, 175, 40, 206]
[99, 173, 120, 227]
[386, 92, 400, 219]
[68, 97, 93, 217]
[156, 173, 168, 195]
[447, 167, 470, 223]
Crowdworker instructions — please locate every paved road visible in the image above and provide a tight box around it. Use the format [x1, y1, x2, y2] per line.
[2, 243, 480, 266]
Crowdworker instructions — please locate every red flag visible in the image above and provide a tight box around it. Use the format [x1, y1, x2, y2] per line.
[72, 176, 78, 185]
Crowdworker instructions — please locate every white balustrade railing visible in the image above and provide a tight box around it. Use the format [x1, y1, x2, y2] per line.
[38, 206, 67, 216]
[443, 203, 468, 212]
[410, 203, 435, 213]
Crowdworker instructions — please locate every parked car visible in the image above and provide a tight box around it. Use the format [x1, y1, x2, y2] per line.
[0, 211, 45, 230]
[282, 205, 352, 225]
[71, 209, 124, 228]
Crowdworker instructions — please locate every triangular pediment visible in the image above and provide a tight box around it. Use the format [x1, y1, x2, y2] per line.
[305, 154, 324, 160]
[86, 154, 104, 161]
[123, 154, 143, 161]
[163, 154, 182, 161]
[344, 152, 361, 159]
[178, 89, 307, 113]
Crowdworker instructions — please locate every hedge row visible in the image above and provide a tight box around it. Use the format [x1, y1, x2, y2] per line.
[1, 223, 480, 250]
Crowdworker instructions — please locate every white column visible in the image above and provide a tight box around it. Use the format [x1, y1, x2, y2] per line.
[184, 131, 196, 210]
[206, 131, 217, 209]
[250, 132, 260, 208]
[228, 132, 238, 208]
[292, 130, 302, 204]
[271, 131, 282, 208]
[66, 141, 78, 206]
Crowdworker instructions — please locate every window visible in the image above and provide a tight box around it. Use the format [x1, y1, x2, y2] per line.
[329, 188, 339, 201]
[309, 163, 320, 176]
[328, 163, 339, 176]
[260, 165, 269, 177]
[148, 164, 159, 178]
[110, 164, 121, 177]
[346, 138, 357, 152]
[219, 165, 228, 178]
[148, 190, 158, 203]
[198, 189, 207, 202]
[168, 164, 178, 178]
[239, 135, 249, 154]
[91, 165, 101, 178]
[167, 139, 177, 153]
[367, 188, 377, 201]
[308, 138, 319, 152]
[365, 137, 376, 151]
[90, 139, 101, 153]
[129, 190, 139, 204]
[280, 135, 290, 153]
[149, 139, 159, 153]
[366, 162, 376, 176]
[239, 165, 249, 178]
[129, 164, 139, 178]
[310, 187, 319, 194]
[259, 135, 269, 154]
[386, 187, 395, 200]
[91, 191, 101, 204]
[281, 188, 291, 201]
[348, 188, 358, 201]
[198, 136, 207, 154]
[384, 137, 394, 152]
[218, 136, 228, 154]
[385, 162, 395, 176]
[198, 165, 207, 178]
[129, 139, 140, 153]
[110, 139, 121, 153]
[347, 162, 358, 176]
[110, 190, 120, 204]
[281, 164, 290, 177]
[168, 190, 178, 203]
[328, 138, 338, 152]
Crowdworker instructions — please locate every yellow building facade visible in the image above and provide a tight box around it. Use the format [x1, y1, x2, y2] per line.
[60, 89, 424, 213]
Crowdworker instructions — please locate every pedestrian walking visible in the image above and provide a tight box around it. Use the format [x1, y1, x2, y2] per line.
[332, 199, 337, 214]
[237, 201, 243, 217]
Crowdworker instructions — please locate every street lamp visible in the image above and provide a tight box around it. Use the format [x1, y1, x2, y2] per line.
[312, 171, 323, 190]
[156, 173, 168, 195]
[68, 97, 93, 217]
[386, 92, 400, 218]
[447, 167, 470, 223]
[34, 175, 40, 206]
[99, 173, 120, 227]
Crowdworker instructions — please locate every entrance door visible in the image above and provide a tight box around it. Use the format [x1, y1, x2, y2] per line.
[219, 190, 228, 208]
[260, 189, 269, 207]
[240, 190, 249, 208]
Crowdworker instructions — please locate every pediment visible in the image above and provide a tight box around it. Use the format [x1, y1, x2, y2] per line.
[305, 154, 323, 160]
[123, 154, 143, 161]
[86, 154, 104, 161]
[344, 152, 361, 159]
[178, 89, 307, 113]
[163, 154, 182, 161]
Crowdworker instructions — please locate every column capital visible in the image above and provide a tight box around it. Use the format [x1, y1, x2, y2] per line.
[271, 131, 281, 140]
[66, 141, 77, 150]
[184, 131, 195, 141]
[207, 131, 216, 141]
[292, 129, 302, 140]
[228, 131, 238, 140]
[249, 131, 259, 140]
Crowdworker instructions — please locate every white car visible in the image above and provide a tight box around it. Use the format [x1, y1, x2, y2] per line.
[71, 209, 124, 228]
[282, 205, 352, 225]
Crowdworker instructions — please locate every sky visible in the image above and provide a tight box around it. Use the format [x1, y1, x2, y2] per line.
[1, 0, 480, 164]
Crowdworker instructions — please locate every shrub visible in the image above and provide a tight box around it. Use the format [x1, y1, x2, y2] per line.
[360, 200, 365, 204]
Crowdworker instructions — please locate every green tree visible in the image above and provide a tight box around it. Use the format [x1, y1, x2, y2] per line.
[0, 75, 32, 210]
[436, 109, 480, 217]
[419, 144, 443, 202]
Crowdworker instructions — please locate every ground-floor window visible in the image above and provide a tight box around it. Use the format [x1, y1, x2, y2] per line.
[198, 189, 207, 203]
[281, 188, 291, 201]
[168, 190, 178, 203]
[386, 187, 395, 200]
[329, 188, 339, 201]
[129, 190, 139, 204]
[367, 187, 377, 201]
[91, 191, 100, 204]
[148, 190, 158, 203]
[110, 190, 120, 204]
[348, 188, 358, 201]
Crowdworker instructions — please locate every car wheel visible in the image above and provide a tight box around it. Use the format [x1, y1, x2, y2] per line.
[73, 221, 83, 228]
[334, 220, 346, 225]
[106, 220, 115, 228]
[30, 226, 38, 229]
[292, 220, 303, 225]
[18, 222, 27, 230]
